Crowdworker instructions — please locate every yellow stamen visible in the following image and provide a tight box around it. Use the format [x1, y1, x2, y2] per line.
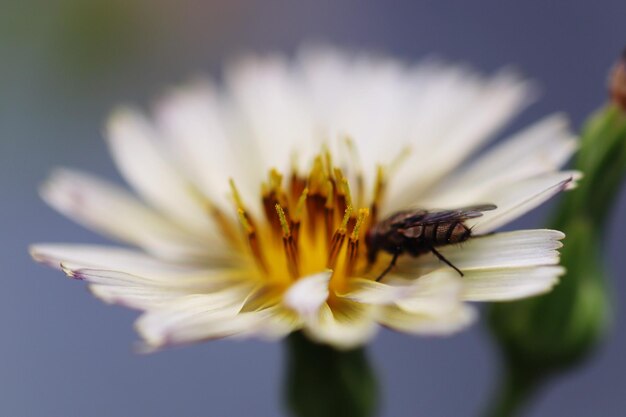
[373, 166, 385, 205]
[308, 156, 325, 192]
[290, 173, 307, 205]
[229, 178, 245, 210]
[236, 208, 253, 234]
[206, 202, 240, 247]
[370, 165, 385, 226]
[294, 187, 309, 222]
[186, 184, 240, 247]
[324, 180, 335, 245]
[340, 177, 353, 209]
[351, 208, 370, 242]
[269, 168, 283, 191]
[291, 187, 308, 245]
[262, 169, 291, 237]
[236, 208, 267, 273]
[327, 206, 353, 269]
[322, 144, 333, 178]
[345, 208, 369, 277]
[333, 167, 344, 185]
[325, 180, 334, 209]
[276, 204, 299, 279]
[341, 205, 353, 231]
[275, 204, 291, 238]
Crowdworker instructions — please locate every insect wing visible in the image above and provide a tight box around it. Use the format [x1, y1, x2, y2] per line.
[386, 209, 429, 227]
[414, 204, 497, 225]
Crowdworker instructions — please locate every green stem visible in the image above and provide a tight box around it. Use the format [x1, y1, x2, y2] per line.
[485, 368, 542, 417]
[284, 332, 378, 417]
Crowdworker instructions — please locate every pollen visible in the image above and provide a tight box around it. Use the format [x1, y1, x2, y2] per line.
[225, 148, 386, 294]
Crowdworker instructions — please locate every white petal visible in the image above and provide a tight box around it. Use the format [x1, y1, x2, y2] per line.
[467, 172, 580, 234]
[88, 274, 253, 310]
[226, 55, 316, 174]
[283, 271, 331, 318]
[424, 114, 577, 205]
[252, 307, 302, 340]
[88, 284, 193, 310]
[135, 295, 256, 348]
[461, 266, 564, 301]
[154, 82, 259, 213]
[407, 229, 564, 272]
[30, 243, 236, 276]
[106, 108, 220, 237]
[302, 300, 378, 350]
[135, 297, 295, 349]
[453, 114, 576, 185]
[393, 272, 464, 315]
[340, 278, 412, 304]
[342, 272, 463, 316]
[385, 71, 533, 212]
[40, 169, 214, 260]
[299, 48, 426, 170]
[380, 304, 476, 336]
[31, 243, 250, 309]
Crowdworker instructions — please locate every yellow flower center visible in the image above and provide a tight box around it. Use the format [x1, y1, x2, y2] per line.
[220, 148, 389, 302]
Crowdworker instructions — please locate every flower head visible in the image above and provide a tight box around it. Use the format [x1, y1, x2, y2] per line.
[610, 48, 626, 111]
[32, 48, 579, 350]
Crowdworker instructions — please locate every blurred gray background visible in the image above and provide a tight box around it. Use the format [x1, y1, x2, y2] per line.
[2, 1, 625, 416]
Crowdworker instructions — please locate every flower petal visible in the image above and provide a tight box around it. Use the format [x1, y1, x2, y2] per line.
[379, 303, 476, 336]
[283, 271, 332, 318]
[154, 81, 260, 213]
[342, 272, 463, 316]
[420, 71, 533, 176]
[88, 274, 253, 310]
[31, 243, 251, 309]
[226, 55, 316, 174]
[467, 172, 581, 234]
[341, 278, 412, 304]
[303, 300, 378, 350]
[40, 169, 213, 260]
[461, 266, 564, 301]
[386, 71, 533, 212]
[406, 229, 564, 272]
[135, 297, 295, 349]
[31, 243, 195, 273]
[106, 108, 220, 237]
[393, 273, 464, 315]
[424, 114, 577, 206]
[299, 47, 427, 172]
[135, 295, 256, 348]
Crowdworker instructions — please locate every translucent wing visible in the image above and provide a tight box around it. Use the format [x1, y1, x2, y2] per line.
[391, 204, 497, 227]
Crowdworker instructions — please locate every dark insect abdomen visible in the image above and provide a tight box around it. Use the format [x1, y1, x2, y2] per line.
[400, 221, 469, 256]
[428, 221, 471, 246]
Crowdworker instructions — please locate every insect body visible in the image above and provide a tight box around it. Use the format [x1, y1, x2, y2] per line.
[365, 204, 497, 281]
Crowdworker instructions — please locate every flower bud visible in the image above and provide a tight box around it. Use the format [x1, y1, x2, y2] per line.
[486, 50, 626, 416]
[609, 48, 626, 111]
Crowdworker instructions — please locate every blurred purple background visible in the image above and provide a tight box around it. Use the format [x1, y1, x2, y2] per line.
[2, 1, 625, 416]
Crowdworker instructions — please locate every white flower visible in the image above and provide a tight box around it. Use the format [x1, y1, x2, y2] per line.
[31, 48, 579, 351]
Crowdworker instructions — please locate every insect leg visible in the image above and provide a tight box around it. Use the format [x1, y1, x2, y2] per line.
[375, 251, 400, 282]
[429, 246, 464, 277]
